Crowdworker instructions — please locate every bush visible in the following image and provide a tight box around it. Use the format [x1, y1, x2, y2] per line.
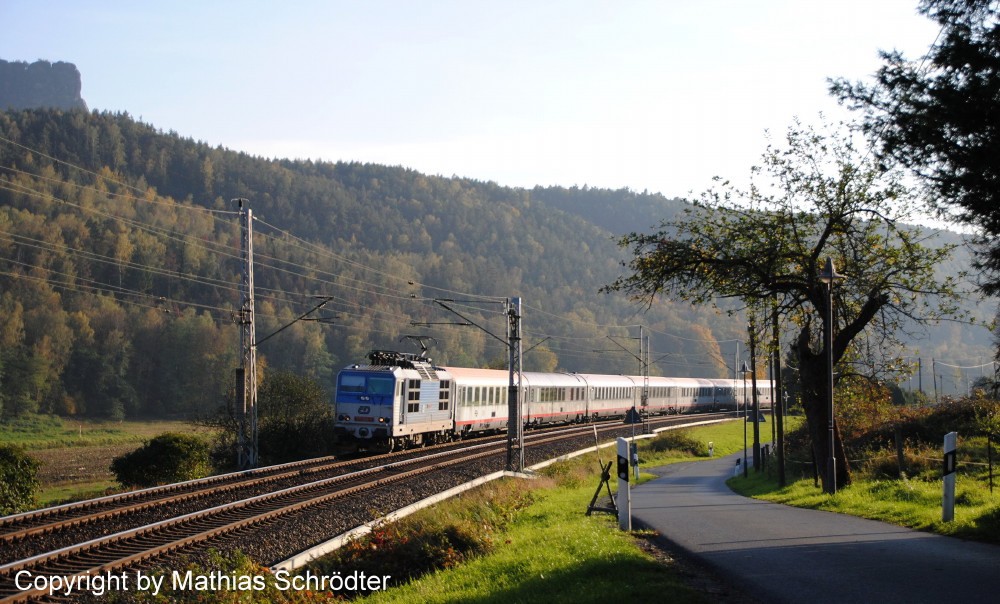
[0, 443, 40, 514]
[205, 370, 335, 470]
[111, 432, 211, 488]
[308, 478, 535, 592]
[647, 429, 709, 457]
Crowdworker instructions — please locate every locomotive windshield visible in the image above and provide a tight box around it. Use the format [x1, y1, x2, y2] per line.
[337, 373, 394, 397]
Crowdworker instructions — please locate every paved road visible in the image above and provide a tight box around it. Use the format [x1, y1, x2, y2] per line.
[631, 454, 1000, 604]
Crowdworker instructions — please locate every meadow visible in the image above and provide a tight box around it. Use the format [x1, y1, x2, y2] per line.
[1, 414, 212, 507]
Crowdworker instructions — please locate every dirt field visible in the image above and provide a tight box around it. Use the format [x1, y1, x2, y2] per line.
[30, 444, 140, 486]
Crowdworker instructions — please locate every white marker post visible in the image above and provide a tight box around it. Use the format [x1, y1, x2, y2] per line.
[617, 437, 631, 531]
[943, 431, 957, 522]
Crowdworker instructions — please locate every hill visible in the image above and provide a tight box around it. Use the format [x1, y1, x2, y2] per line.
[0, 108, 992, 419]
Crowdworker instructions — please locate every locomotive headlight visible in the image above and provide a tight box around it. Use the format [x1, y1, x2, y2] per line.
[379, 417, 387, 423]
[338, 414, 352, 422]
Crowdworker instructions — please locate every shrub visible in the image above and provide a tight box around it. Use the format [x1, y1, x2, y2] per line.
[0, 443, 40, 514]
[647, 429, 709, 456]
[308, 478, 536, 592]
[309, 516, 491, 591]
[111, 432, 211, 488]
[205, 370, 334, 470]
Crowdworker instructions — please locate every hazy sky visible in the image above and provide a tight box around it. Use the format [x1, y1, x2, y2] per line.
[2, 1, 941, 199]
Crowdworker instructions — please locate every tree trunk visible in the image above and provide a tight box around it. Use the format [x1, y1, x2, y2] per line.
[795, 327, 851, 492]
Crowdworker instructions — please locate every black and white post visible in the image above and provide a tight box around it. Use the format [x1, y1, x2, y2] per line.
[617, 437, 631, 530]
[943, 431, 958, 522]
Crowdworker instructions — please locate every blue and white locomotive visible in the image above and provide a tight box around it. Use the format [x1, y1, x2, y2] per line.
[334, 350, 772, 451]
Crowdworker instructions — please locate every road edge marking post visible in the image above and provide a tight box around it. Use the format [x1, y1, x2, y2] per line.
[617, 437, 631, 531]
[943, 431, 957, 522]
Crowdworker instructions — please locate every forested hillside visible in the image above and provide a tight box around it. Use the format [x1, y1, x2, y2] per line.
[0, 109, 991, 420]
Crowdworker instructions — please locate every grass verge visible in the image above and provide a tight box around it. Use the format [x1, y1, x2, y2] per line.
[310, 420, 762, 603]
[323, 449, 710, 604]
[728, 468, 1000, 542]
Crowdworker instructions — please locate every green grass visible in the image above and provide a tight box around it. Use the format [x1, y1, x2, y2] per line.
[350, 450, 709, 604]
[728, 469, 1000, 542]
[637, 414, 799, 470]
[0, 414, 207, 450]
[35, 480, 119, 507]
[726, 409, 1000, 544]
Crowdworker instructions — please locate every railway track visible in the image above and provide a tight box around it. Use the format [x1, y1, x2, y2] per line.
[0, 412, 735, 603]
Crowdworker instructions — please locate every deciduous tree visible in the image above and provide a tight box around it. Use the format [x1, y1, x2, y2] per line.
[603, 120, 963, 491]
[831, 0, 1000, 293]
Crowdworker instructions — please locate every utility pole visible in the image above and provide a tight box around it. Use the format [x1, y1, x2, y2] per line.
[419, 297, 524, 473]
[506, 297, 524, 473]
[236, 199, 258, 470]
[642, 331, 649, 413]
[772, 300, 786, 486]
[748, 319, 760, 471]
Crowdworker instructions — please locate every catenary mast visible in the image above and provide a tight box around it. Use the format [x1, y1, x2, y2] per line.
[237, 199, 258, 469]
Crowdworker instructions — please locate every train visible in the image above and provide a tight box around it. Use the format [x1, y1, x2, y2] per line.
[333, 350, 773, 451]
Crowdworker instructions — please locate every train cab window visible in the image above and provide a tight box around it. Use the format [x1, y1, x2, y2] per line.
[339, 375, 365, 393]
[369, 377, 394, 396]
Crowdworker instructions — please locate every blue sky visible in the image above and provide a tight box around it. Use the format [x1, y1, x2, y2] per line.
[2, 1, 940, 199]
